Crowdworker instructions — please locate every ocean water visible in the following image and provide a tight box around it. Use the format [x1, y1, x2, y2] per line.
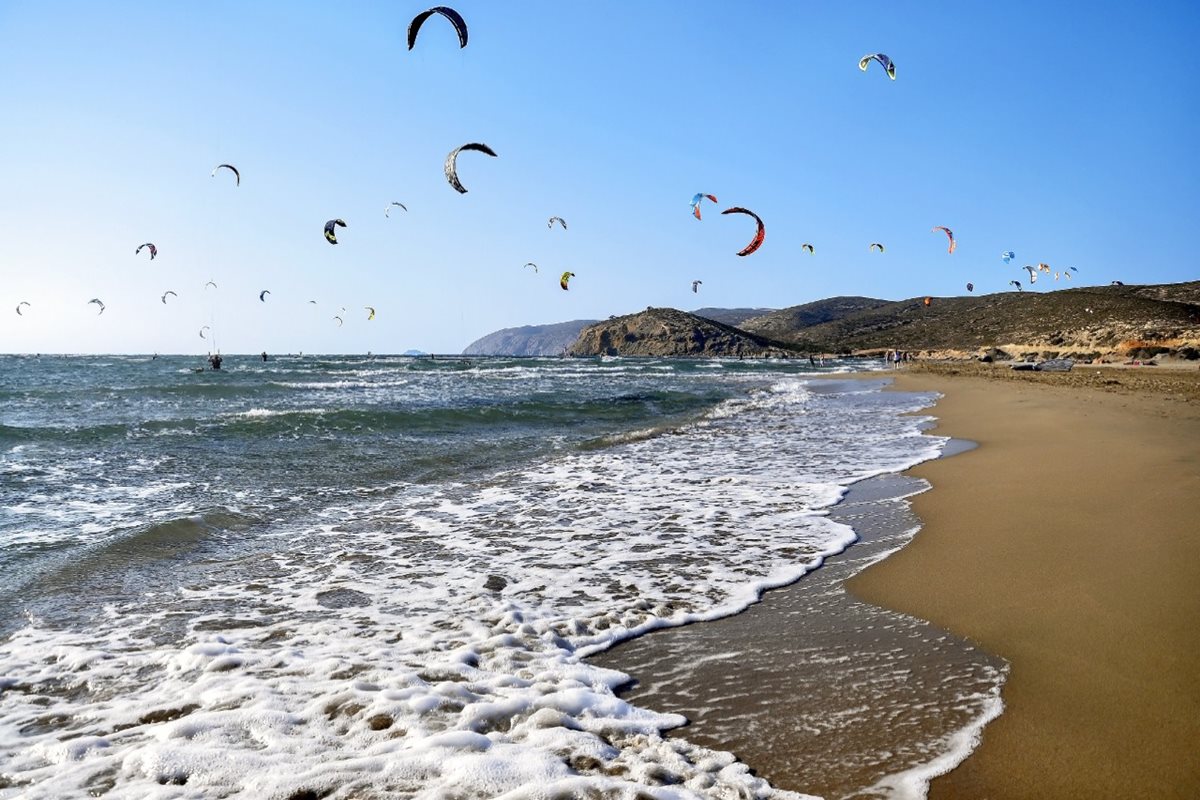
[0, 354, 1001, 799]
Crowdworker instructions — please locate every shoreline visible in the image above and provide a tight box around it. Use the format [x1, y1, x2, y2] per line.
[591, 391, 1007, 798]
[848, 366, 1200, 797]
[597, 366, 1200, 798]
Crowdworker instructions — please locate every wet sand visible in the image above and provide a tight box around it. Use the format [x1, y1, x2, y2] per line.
[592, 469, 1007, 799]
[599, 364, 1200, 798]
[849, 365, 1200, 798]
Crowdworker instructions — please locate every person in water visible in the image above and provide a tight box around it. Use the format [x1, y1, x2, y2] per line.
[261, 351, 268, 362]
[209, 353, 223, 370]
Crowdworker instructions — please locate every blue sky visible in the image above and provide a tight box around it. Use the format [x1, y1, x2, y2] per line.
[1, 1, 1197, 354]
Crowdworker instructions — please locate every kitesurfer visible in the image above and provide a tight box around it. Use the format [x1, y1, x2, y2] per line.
[209, 353, 223, 370]
[261, 351, 269, 362]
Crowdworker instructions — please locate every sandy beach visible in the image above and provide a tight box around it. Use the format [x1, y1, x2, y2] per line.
[849, 363, 1200, 798]
[599, 363, 1200, 798]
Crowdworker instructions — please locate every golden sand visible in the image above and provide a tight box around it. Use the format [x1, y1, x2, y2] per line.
[848, 364, 1200, 798]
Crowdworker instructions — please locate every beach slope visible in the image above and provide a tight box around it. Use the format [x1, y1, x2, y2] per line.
[849, 365, 1200, 798]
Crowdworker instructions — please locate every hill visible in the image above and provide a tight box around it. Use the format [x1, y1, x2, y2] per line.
[569, 308, 799, 358]
[737, 282, 1200, 357]
[688, 307, 776, 327]
[463, 308, 776, 355]
[738, 297, 894, 340]
[462, 320, 598, 356]
[469, 282, 1200, 360]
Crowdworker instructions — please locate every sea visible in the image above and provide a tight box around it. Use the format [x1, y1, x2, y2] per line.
[0, 354, 1005, 799]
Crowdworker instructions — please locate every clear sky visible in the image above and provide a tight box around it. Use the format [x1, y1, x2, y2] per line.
[1, 1, 1197, 354]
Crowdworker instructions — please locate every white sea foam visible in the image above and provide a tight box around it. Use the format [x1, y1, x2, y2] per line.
[0, 377, 953, 799]
[229, 407, 330, 420]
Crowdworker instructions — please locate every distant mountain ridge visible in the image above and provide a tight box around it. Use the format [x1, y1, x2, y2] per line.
[462, 320, 598, 356]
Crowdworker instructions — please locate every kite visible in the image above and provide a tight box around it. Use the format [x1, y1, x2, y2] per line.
[211, 164, 240, 185]
[524, 262, 538, 272]
[365, 306, 376, 321]
[966, 282, 974, 292]
[136, 243, 158, 260]
[324, 218, 347, 244]
[547, 216, 567, 230]
[932, 226, 956, 254]
[1038, 263, 1052, 273]
[1009, 280, 1022, 291]
[1002, 251, 1015, 263]
[205, 280, 218, 289]
[385, 202, 408, 217]
[690, 193, 717, 220]
[1111, 280, 1124, 286]
[334, 315, 344, 327]
[15, 301, 30, 315]
[199, 326, 210, 339]
[721, 207, 765, 256]
[444, 142, 497, 194]
[859, 53, 896, 80]
[801, 243, 814, 254]
[869, 242, 885, 253]
[161, 291, 177, 304]
[692, 280, 702, 293]
[89, 298, 105, 314]
[560, 271, 575, 291]
[1023, 265, 1038, 283]
[924, 297, 932, 307]
[259, 290, 270, 302]
[407, 6, 468, 50]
